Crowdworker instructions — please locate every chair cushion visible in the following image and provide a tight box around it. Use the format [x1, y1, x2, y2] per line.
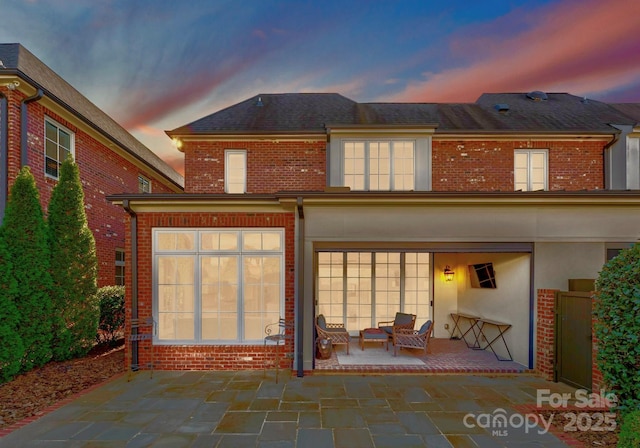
[395, 312, 414, 326]
[317, 314, 327, 330]
[418, 320, 433, 335]
[379, 325, 393, 335]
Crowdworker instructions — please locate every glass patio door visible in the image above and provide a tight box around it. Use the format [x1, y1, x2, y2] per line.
[317, 251, 430, 333]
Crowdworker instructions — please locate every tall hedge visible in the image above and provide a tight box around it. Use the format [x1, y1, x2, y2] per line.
[48, 158, 99, 360]
[594, 243, 640, 412]
[0, 235, 23, 382]
[2, 167, 52, 371]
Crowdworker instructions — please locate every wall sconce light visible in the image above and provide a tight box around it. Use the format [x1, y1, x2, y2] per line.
[444, 265, 455, 282]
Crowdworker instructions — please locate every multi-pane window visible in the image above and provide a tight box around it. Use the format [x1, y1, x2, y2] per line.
[138, 175, 151, 193]
[153, 229, 283, 344]
[225, 150, 247, 194]
[514, 150, 547, 191]
[115, 249, 125, 286]
[317, 251, 430, 333]
[45, 118, 73, 178]
[343, 141, 415, 191]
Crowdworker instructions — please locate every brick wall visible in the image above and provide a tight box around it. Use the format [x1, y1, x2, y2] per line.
[536, 288, 602, 391]
[183, 140, 326, 194]
[2, 90, 178, 287]
[127, 211, 296, 371]
[432, 140, 605, 191]
[536, 289, 557, 381]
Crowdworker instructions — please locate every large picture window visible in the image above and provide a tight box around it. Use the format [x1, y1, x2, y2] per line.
[153, 229, 284, 344]
[343, 140, 415, 191]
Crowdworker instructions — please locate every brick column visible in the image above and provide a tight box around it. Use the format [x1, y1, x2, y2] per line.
[536, 289, 558, 380]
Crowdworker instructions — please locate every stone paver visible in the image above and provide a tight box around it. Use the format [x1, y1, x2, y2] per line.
[0, 370, 579, 447]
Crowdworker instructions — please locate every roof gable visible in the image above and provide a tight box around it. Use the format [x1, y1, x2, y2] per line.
[0, 43, 183, 189]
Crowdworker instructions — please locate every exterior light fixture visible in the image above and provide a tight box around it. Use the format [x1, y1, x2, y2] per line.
[444, 265, 455, 282]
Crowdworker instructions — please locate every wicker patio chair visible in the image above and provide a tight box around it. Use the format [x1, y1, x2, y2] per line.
[315, 314, 351, 355]
[393, 320, 433, 356]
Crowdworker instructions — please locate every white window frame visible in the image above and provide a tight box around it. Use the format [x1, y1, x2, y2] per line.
[44, 117, 74, 179]
[152, 228, 284, 345]
[138, 175, 152, 193]
[225, 150, 247, 194]
[342, 140, 415, 191]
[115, 248, 125, 286]
[514, 149, 548, 191]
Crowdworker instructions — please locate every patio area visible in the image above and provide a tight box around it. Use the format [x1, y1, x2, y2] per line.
[314, 338, 530, 374]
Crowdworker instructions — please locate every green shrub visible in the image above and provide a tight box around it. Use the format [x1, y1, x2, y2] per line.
[594, 244, 640, 413]
[96, 285, 125, 346]
[47, 157, 99, 360]
[617, 410, 640, 448]
[0, 236, 23, 383]
[2, 167, 53, 371]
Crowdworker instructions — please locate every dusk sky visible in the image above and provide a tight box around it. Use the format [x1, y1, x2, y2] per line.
[1, 0, 639, 175]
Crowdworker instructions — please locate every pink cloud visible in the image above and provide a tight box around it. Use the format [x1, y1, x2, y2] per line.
[390, 0, 640, 102]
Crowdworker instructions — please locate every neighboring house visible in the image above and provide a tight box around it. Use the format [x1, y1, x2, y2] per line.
[0, 43, 184, 287]
[108, 92, 640, 386]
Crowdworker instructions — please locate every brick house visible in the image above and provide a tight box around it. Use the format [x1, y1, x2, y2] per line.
[0, 43, 184, 287]
[108, 92, 640, 386]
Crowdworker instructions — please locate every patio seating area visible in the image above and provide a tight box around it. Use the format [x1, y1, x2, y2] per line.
[314, 338, 529, 374]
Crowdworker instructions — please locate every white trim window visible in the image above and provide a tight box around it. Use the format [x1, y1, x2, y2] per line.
[225, 150, 247, 194]
[153, 228, 284, 344]
[343, 140, 415, 191]
[115, 248, 125, 286]
[138, 175, 152, 193]
[514, 149, 548, 191]
[44, 118, 74, 179]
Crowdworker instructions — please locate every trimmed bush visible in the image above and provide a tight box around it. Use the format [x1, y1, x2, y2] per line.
[617, 410, 640, 448]
[47, 157, 99, 360]
[0, 236, 23, 383]
[1, 167, 53, 371]
[594, 243, 640, 413]
[96, 285, 125, 346]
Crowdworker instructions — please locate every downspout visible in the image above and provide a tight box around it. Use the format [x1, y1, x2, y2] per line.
[0, 92, 7, 222]
[20, 88, 43, 167]
[296, 197, 305, 377]
[122, 199, 139, 371]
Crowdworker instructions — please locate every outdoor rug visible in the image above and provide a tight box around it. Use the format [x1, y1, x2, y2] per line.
[336, 341, 426, 366]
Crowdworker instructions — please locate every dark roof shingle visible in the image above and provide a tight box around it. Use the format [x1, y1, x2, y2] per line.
[0, 43, 183, 188]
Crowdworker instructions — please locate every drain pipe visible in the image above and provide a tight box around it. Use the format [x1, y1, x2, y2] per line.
[296, 197, 305, 377]
[20, 88, 43, 167]
[602, 131, 620, 189]
[122, 199, 140, 371]
[0, 92, 7, 222]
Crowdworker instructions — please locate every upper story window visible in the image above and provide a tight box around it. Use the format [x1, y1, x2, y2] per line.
[115, 248, 125, 286]
[225, 150, 247, 194]
[514, 150, 548, 191]
[343, 140, 415, 191]
[138, 175, 151, 193]
[45, 118, 74, 179]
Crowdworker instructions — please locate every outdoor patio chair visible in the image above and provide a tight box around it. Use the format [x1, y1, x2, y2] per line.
[378, 312, 416, 339]
[315, 314, 351, 355]
[393, 320, 433, 356]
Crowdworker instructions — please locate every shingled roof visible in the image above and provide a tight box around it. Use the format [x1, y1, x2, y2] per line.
[169, 91, 637, 137]
[0, 43, 183, 189]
